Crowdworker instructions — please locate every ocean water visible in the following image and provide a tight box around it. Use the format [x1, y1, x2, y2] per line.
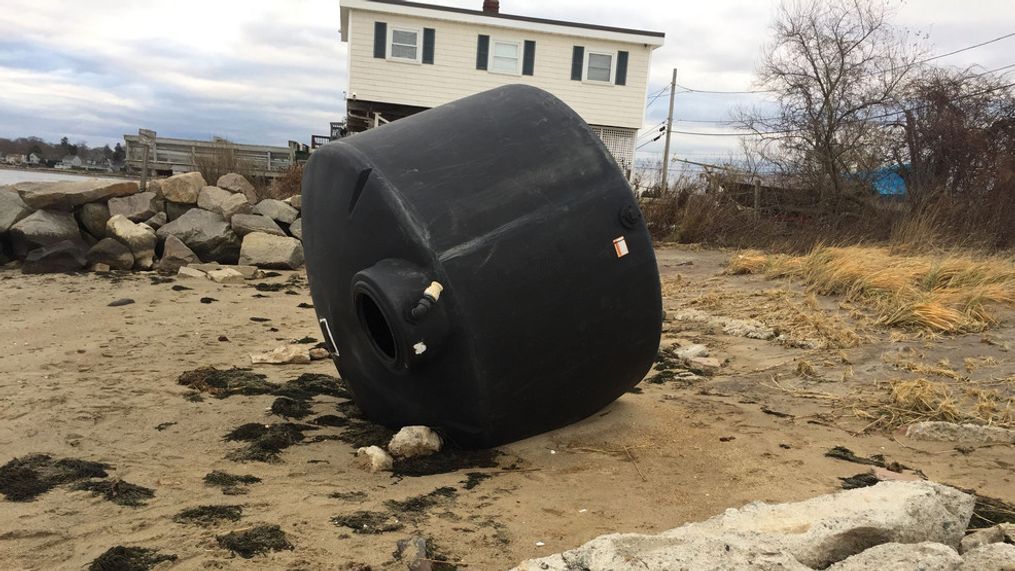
[0, 168, 129, 185]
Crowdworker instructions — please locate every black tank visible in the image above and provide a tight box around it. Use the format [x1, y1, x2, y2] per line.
[301, 85, 661, 448]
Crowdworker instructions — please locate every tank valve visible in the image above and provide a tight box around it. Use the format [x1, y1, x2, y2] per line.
[409, 281, 444, 322]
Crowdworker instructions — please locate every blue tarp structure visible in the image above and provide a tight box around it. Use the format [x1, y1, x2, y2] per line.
[871, 166, 907, 196]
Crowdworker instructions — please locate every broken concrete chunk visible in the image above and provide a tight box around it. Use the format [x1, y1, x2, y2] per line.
[249, 345, 311, 365]
[388, 426, 443, 459]
[905, 422, 1015, 445]
[14, 179, 138, 210]
[960, 526, 1007, 554]
[354, 446, 393, 473]
[207, 268, 246, 284]
[673, 344, 709, 360]
[177, 266, 207, 279]
[960, 542, 1015, 570]
[827, 542, 962, 570]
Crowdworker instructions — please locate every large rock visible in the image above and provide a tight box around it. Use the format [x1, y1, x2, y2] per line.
[86, 238, 134, 271]
[155, 234, 200, 274]
[197, 186, 251, 221]
[106, 215, 157, 270]
[77, 202, 110, 239]
[156, 208, 240, 264]
[165, 201, 195, 221]
[144, 211, 167, 230]
[827, 542, 962, 570]
[216, 173, 258, 204]
[108, 191, 159, 222]
[22, 240, 87, 274]
[13, 179, 138, 210]
[9, 210, 83, 258]
[284, 194, 301, 210]
[160, 172, 206, 204]
[289, 217, 302, 240]
[238, 232, 303, 269]
[253, 199, 299, 225]
[0, 188, 32, 234]
[515, 482, 976, 570]
[231, 213, 285, 237]
[355, 446, 393, 473]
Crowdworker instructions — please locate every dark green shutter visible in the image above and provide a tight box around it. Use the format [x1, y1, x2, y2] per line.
[476, 35, 489, 70]
[373, 22, 387, 58]
[616, 51, 629, 85]
[571, 46, 584, 80]
[422, 28, 435, 64]
[522, 40, 536, 76]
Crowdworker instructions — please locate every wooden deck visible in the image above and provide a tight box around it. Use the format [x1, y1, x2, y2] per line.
[123, 135, 294, 178]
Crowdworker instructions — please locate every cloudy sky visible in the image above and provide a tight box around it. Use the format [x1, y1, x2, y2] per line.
[1, 0, 1012, 163]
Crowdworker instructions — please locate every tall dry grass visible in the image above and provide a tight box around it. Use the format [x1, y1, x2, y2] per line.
[728, 246, 1015, 333]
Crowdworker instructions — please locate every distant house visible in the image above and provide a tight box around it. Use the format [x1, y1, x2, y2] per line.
[339, 0, 665, 171]
[28, 153, 41, 165]
[4, 153, 26, 165]
[60, 155, 83, 169]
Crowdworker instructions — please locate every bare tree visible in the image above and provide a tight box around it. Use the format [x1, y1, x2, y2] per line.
[741, 0, 924, 209]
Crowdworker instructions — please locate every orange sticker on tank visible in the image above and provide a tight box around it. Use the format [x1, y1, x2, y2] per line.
[613, 236, 629, 258]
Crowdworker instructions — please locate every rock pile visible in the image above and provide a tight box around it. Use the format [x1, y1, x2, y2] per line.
[0, 173, 305, 274]
[515, 481, 1012, 570]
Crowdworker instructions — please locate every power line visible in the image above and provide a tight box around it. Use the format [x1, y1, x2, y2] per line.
[675, 30, 1015, 95]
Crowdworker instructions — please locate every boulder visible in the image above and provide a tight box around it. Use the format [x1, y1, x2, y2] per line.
[108, 191, 159, 222]
[77, 202, 110, 239]
[961, 543, 1015, 570]
[231, 213, 285, 237]
[253, 199, 299, 225]
[388, 426, 442, 458]
[249, 345, 311, 365]
[238, 232, 303, 269]
[354, 446, 393, 473]
[144, 211, 167, 230]
[22, 240, 87, 274]
[515, 481, 976, 571]
[106, 214, 157, 270]
[156, 235, 200, 274]
[165, 201, 195, 221]
[827, 542, 962, 570]
[160, 172, 206, 204]
[197, 186, 251, 220]
[155, 208, 240, 264]
[207, 267, 246, 284]
[905, 422, 1015, 445]
[86, 238, 134, 271]
[284, 194, 301, 210]
[9, 210, 83, 258]
[961, 526, 1006, 554]
[289, 217, 302, 240]
[13, 179, 138, 210]
[216, 173, 258, 204]
[0, 188, 32, 235]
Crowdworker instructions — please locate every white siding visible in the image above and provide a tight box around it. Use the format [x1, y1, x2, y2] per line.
[347, 9, 654, 129]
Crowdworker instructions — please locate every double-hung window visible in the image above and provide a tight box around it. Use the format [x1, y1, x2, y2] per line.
[490, 39, 521, 75]
[585, 50, 614, 83]
[389, 27, 420, 63]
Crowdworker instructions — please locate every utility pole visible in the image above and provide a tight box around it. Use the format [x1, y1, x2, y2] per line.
[660, 68, 677, 192]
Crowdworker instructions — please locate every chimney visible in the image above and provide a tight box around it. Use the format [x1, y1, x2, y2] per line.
[482, 0, 499, 13]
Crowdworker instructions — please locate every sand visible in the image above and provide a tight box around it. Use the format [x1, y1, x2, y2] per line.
[0, 247, 1012, 569]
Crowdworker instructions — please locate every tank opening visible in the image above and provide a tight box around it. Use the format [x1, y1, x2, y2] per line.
[356, 291, 397, 362]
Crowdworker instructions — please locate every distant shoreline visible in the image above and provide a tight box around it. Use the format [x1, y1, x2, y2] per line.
[0, 165, 137, 181]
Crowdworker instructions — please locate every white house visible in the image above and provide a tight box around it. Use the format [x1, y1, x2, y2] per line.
[339, 0, 665, 170]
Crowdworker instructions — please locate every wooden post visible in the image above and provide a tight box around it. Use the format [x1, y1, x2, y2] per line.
[660, 68, 677, 192]
[140, 146, 149, 192]
[137, 129, 156, 192]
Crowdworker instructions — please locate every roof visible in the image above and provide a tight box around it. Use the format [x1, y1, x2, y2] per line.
[341, 0, 665, 46]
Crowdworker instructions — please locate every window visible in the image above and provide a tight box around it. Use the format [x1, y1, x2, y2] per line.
[489, 40, 521, 74]
[389, 27, 420, 62]
[585, 51, 615, 83]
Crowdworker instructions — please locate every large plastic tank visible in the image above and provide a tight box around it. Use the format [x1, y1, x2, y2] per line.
[302, 85, 661, 448]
